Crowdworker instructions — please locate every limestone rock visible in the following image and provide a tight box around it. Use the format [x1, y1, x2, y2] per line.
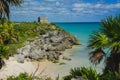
[14, 54, 25, 63]
[17, 29, 80, 62]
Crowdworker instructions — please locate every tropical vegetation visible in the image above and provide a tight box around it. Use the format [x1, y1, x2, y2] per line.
[7, 67, 118, 80]
[0, 0, 120, 79]
[0, 20, 67, 68]
[63, 67, 99, 80]
[63, 67, 118, 80]
[7, 71, 60, 80]
[7, 72, 54, 80]
[0, 0, 23, 20]
[88, 14, 120, 73]
[0, 0, 23, 70]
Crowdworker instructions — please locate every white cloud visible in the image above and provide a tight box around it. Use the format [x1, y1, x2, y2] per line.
[31, 6, 52, 11]
[73, 3, 120, 9]
[73, 3, 91, 8]
[105, 3, 120, 9]
[11, 0, 120, 22]
[72, 7, 84, 11]
[56, 1, 60, 6]
[72, 3, 120, 15]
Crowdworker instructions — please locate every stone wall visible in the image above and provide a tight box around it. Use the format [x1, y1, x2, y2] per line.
[38, 17, 48, 23]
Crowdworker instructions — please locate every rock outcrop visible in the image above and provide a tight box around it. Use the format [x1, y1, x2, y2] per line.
[16, 29, 80, 63]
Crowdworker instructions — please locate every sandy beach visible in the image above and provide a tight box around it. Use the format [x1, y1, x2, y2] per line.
[0, 45, 81, 79]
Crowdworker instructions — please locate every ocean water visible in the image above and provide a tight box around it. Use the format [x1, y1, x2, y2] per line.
[56, 22, 100, 44]
[37, 22, 105, 78]
[55, 22, 104, 72]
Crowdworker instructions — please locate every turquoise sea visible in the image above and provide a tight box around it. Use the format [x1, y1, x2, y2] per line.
[56, 22, 103, 66]
[55, 22, 104, 72]
[56, 22, 100, 44]
[41, 22, 105, 78]
[56, 22, 101, 55]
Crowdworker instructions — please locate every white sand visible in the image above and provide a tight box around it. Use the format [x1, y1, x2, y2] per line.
[0, 57, 35, 79]
[0, 57, 58, 79]
[0, 45, 81, 79]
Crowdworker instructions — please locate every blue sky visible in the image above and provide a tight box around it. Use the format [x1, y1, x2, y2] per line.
[11, 0, 120, 22]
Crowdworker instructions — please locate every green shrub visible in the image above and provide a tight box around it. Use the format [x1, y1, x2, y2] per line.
[7, 72, 53, 80]
[100, 70, 118, 80]
[63, 66, 119, 80]
[0, 45, 9, 58]
[7, 72, 32, 80]
[0, 21, 19, 45]
[63, 67, 99, 80]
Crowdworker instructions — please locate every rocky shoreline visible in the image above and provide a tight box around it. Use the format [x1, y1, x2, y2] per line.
[15, 29, 81, 63]
[0, 46, 81, 80]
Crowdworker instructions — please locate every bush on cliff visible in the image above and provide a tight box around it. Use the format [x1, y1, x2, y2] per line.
[63, 67, 118, 80]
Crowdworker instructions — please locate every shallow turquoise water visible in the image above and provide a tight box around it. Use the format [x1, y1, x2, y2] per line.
[42, 23, 104, 78]
[55, 22, 104, 71]
[56, 22, 100, 44]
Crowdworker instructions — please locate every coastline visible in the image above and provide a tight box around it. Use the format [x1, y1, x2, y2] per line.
[0, 45, 81, 79]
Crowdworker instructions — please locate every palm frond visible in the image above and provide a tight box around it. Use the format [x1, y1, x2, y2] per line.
[7, 0, 23, 6]
[89, 48, 105, 65]
[101, 15, 120, 40]
[63, 67, 99, 80]
[88, 14, 120, 72]
[0, 0, 23, 20]
[110, 42, 120, 50]
[0, 0, 10, 19]
[88, 32, 109, 49]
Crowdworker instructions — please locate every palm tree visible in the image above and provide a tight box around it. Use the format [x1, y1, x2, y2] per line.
[0, 0, 22, 69]
[0, 0, 23, 20]
[88, 14, 120, 72]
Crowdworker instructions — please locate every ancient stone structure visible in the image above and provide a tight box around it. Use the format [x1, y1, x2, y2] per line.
[38, 16, 48, 23]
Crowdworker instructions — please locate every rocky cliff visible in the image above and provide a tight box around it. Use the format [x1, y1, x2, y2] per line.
[15, 24, 81, 63]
